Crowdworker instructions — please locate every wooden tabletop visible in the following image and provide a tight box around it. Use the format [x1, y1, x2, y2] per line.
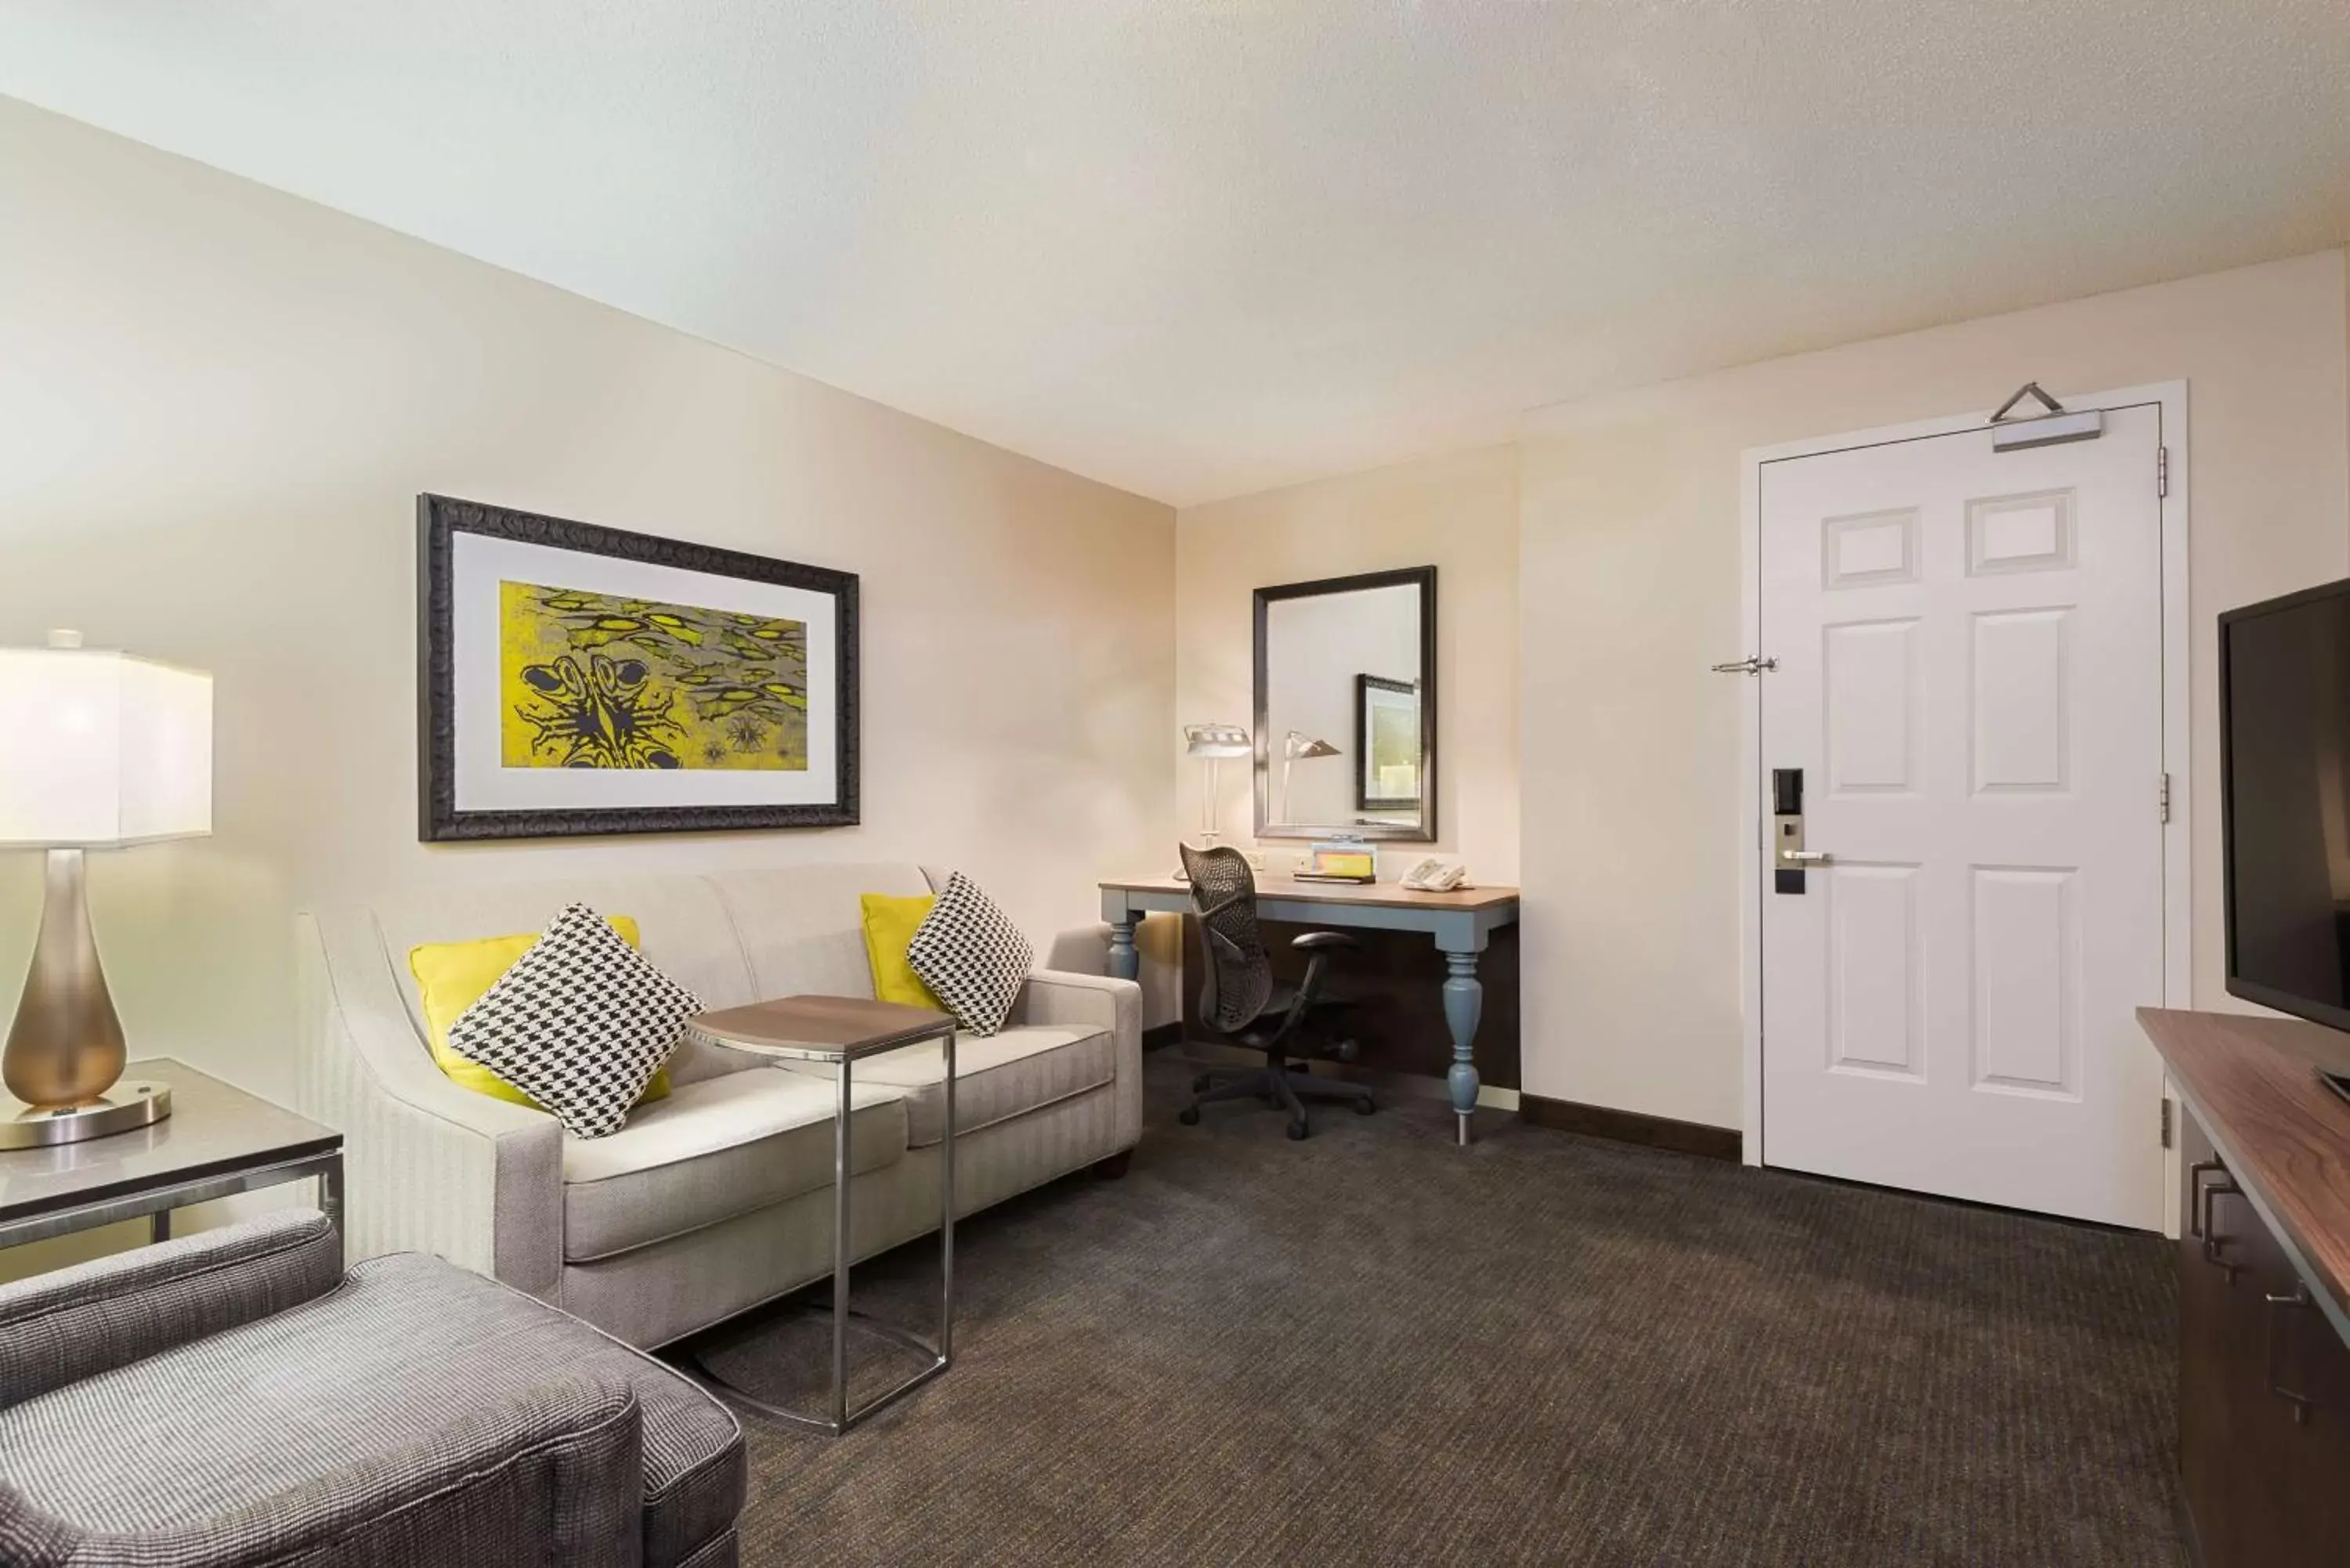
[2138, 1006, 2350, 1336]
[1101, 873, 1520, 912]
[692, 995, 956, 1059]
[0, 1059, 340, 1226]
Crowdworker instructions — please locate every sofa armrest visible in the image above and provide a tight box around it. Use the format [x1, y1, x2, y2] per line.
[0, 1211, 343, 1409]
[1008, 968, 1137, 1036]
[295, 911, 566, 1299]
[1008, 969, 1143, 1151]
[3, 1374, 644, 1568]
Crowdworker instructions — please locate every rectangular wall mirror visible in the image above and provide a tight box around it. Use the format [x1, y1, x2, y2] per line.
[1253, 565, 1436, 842]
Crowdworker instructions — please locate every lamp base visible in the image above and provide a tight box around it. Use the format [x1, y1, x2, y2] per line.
[0, 1080, 171, 1151]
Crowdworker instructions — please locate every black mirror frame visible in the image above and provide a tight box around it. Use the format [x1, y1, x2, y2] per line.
[1251, 565, 1437, 843]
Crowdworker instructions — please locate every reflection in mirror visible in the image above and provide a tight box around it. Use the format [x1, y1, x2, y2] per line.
[1254, 567, 1434, 842]
[1356, 675, 1421, 815]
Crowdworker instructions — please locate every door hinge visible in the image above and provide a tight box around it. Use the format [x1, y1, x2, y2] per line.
[1710, 656, 1777, 676]
[2158, 772, 2172, 825]
[2160, 1098, 2174, 1150]
[2157, 445, 2169, 498]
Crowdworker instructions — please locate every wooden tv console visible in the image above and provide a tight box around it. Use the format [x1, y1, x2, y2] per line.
[2138, 1007, 2350, 1567]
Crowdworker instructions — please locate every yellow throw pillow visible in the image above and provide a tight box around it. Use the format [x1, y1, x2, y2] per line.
[860, 893, 945, 1012]
[409, 916, 671, 1111]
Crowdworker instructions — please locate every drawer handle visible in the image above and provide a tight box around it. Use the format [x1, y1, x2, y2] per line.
[2194, 1164, 2244, 1282]
[2264, 1283, 2319, 1423]
[2189, 1159, 2225, 1238]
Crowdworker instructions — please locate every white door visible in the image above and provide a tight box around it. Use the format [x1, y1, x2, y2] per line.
[1759, 404, 2166, 1228]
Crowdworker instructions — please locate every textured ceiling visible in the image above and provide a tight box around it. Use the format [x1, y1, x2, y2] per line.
[3, 2, 2348, 506]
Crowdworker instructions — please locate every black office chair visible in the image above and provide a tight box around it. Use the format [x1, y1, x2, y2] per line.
[1177, 843, 1376, 1140]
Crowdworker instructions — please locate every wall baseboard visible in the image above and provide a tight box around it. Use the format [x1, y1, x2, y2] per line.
[1517, 1094, 1742, 1162]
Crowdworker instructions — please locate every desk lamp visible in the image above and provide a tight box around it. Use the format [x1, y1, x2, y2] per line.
[1278, 731, 1341, 825]
[1182, 722, 1251, 851]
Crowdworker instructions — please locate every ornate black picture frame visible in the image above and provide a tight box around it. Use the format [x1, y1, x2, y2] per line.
[418, 493, 859, 840]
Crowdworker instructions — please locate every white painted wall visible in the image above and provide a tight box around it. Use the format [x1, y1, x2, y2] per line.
[1520, 250, 2350, 1130]
[0, 99, 1177, 1274]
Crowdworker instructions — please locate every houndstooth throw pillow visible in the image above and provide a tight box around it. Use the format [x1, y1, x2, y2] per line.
[446, 901, 702, 1138]
[906, 873, 1032, 1037]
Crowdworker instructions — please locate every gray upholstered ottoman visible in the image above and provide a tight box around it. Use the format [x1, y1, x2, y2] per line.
[0, 1209, 743, 1567]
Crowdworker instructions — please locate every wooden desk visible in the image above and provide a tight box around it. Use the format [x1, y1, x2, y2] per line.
[1101, 875, 1521, 1144]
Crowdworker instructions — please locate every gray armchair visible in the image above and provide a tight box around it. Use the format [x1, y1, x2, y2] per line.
[0, 1210, 744, 1567]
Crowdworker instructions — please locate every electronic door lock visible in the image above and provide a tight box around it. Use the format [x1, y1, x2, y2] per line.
[1771, 768, 1824, 893]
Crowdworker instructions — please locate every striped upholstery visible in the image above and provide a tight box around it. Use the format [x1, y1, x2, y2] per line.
[2, 1376, 643, 1567]
[0, 1243, 743, 1568]
[560, 1080, 1128, 1349]
[0, 1211, 342, 1407]
[296, 866, 1145, 1349]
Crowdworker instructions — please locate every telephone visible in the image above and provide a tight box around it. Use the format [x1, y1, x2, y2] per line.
[1399, 858, 1470, 893]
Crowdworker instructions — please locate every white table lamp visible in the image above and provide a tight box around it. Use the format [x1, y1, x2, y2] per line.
[0, 630, 212, 1147]
[1183, 722, 1251, 851]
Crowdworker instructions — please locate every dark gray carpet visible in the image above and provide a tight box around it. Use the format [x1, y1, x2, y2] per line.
[683, 1056, 2182, 1567]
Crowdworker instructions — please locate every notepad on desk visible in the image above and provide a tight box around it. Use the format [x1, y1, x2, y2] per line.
[1298, 841, 1377, 883]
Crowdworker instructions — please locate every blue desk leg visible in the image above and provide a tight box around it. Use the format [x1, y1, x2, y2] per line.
[1106, 914, 1141, 983]
[1441, 948, 1483, 1147]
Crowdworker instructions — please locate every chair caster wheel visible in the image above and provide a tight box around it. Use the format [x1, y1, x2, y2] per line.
[1178, 1105, 1201, 1125]
[1287, 1119, 1309, 1140]
[1354, 1098, 1376, 1115]
[1191, 1074, 1211, 1092]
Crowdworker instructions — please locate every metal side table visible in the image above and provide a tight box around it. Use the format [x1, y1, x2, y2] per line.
[686, 995, 955, 1435]
[1, 1058, 343, 1252]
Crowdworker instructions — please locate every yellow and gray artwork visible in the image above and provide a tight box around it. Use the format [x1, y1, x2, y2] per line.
[499, 580, 808, 771]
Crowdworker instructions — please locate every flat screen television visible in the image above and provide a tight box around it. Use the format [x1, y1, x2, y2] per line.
[2222, 576, 2350, 1042]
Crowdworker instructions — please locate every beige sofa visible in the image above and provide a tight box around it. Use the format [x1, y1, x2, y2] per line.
[294, 863, 1141, 1349]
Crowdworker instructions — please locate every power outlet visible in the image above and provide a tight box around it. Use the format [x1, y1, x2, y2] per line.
[1242, 850, 1267, 872]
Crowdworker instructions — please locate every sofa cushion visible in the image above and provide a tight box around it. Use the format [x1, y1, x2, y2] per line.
[709, 863, 935, 1000]
[859, 891, 944, 1011]
[0, 1252, 743, 1568]
[563, 1068, 909, 1262]
[451, 902, 703, 1140]
[906, 872, 1033, 1037]
[367, 875, 759, 1048]
[778, 1023, 1115, 1149]
[409, 913, 672, 1111]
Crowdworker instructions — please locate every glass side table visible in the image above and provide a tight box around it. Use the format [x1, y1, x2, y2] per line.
[685, 995, 956, 1435]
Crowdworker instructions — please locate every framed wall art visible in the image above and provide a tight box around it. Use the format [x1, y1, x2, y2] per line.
[1354, 673, 1423, 811]
[418, 493, 859, 840]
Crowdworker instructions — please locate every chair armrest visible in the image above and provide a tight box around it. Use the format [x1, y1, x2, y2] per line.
[1291, 931, 1359, 951]
[295, 911, 566, 1299]
[0, 1211, 342, 1409]
[1006, 968, 1144, 1151]
[5, 1374, 644, 1568]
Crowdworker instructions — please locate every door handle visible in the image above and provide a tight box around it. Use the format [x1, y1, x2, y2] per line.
[2264, 1282, 2319, 1422]
[1781, 850, 1832, 865]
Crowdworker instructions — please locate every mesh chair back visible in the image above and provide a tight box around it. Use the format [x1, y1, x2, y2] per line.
[1180, 843, 1274, 1032]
